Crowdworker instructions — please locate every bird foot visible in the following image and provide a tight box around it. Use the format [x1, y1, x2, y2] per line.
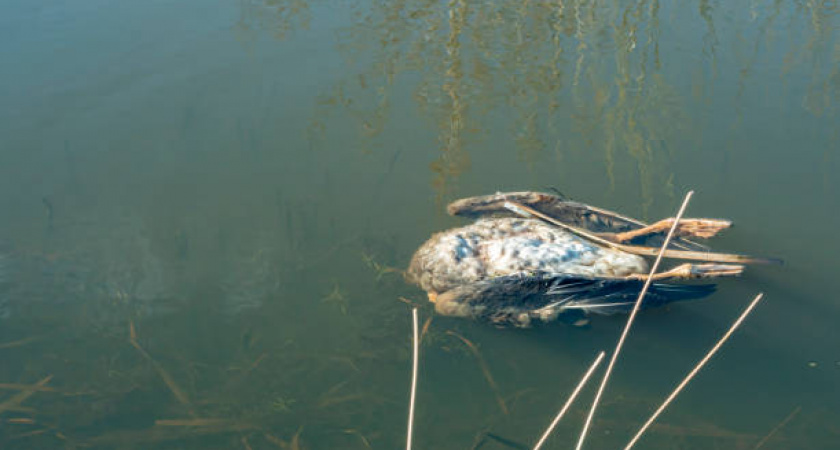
[629, 263, 744, 281]
[613, 218, 732, 243]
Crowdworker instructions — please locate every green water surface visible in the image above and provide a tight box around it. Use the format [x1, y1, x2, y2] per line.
[1, 0, 838, 448]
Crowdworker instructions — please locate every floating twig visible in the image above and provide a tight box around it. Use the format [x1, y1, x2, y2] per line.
[0, 375, 53, 415]
[419, 316, 433, 344]
[155, 418, 237, 427]
[12, 427, 51, 439]
[263, 432, 289, 448]
[7, 417, 36, 424]
[446, 330, 509, 415]
[0, 383, 56, 392]
[343, 429, 373, 449]
[406, 308, 419, 450]
[533, 351, 606, 450]
[129, 321, 193, 413]
[0, 336, 43, 349]
[624, 293, 766, 450]
[576, 191, 694, 450]
[319, 380, 349, 402]
[398, 296, 422, 308]
[86, 421, 256, 446]
[291, 426, 304, 450]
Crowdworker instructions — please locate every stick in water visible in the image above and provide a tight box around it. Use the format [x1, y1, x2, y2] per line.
[576, 191, 694, 450]
[533, 351, 606, 450]
[623, 293, 765, 450]
[406, 308, 419, 450]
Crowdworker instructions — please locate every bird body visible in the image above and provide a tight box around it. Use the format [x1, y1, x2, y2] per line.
[407, 218, 648, 294]
[406, 192, 762, 327]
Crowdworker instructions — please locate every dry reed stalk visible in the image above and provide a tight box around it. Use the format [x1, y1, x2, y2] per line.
[129, 321, 193, 412]
[221, 353, 270, 392]
[7, 417, 35, 424]
[263, 432, 289, 448]
[0, 383, 56, 392]
[446, 330, 509, 415]
[0, 336, 42, 349]
[0, 375, 53, 415]
[319, 380, 349, 400]
[533, 351, 606, 450]
[155, 418, 236, 427]
[503, 388, 538, 411]
[290, 426, 303, 450]
[624, 292, 765, 450]
[12, 428, 51, 439]
[398, 296, 421, 307]
[505, 201, 778, 265]
[419, 316, 433, 344]
[575, 191, 694, 450]
[753, 405, 802, 449]
[343, 429, 373, 449]
[469, 429, 490, 450]
[406, 307, 419, 450]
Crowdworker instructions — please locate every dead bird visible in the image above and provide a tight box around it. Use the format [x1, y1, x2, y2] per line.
[406, 191, 778, 328]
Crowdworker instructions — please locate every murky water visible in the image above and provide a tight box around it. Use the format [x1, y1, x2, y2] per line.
[1, 0, 838, 448]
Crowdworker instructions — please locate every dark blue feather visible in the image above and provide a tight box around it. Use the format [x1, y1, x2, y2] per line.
[438, 272, 716, 326]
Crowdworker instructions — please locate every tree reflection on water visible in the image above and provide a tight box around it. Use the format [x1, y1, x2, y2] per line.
[243, 0, 837, 207]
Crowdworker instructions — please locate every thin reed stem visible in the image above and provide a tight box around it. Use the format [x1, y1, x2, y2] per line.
[624, 293, 765, 450]
[533, 351, 606, 450]
[406, 308, 419, 450]
[753, 405, 801, 449]
[575, 191, 694, 450]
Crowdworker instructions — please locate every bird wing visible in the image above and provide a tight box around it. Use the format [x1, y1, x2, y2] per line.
[440, 272, 716, 318]
[446, 191, 711, 251]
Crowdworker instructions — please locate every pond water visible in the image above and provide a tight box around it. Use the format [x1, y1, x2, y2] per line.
[1, 0, 838, 448]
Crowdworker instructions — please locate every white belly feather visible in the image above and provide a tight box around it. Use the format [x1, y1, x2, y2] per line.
[408, 218, 648, 293]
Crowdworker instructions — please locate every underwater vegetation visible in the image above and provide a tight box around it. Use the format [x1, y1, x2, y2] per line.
[0, 191, 836, 449]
